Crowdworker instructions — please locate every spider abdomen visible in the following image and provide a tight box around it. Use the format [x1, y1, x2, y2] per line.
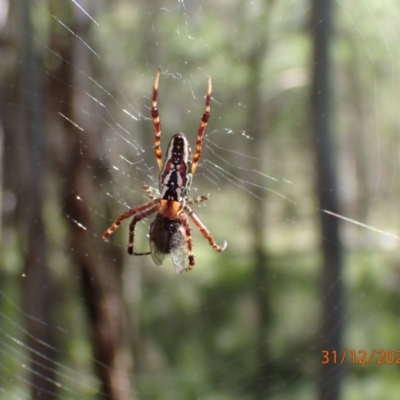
[159, 133, 193, 202]
[102, 70, 226, 273]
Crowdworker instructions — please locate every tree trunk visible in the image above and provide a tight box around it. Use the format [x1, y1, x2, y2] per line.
[310, 0, 345, 399]
[45, 3, 135, 399]
[245, 2, 275, 398]
[17, 1, 57, 398]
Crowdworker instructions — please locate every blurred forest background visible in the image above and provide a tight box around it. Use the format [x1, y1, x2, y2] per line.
[1, 0, 400, 399]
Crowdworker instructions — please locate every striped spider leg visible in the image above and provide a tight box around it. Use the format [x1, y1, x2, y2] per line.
[103, 70, 226, 272]
[143, 184, 210, 205]
[102, 198, 160, 255]
[151, 69, 212, 175]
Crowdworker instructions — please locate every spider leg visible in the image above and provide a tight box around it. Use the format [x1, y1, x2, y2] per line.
[180, 213, 195, 271]
[102, 199, 158, 241]
[128, 203, 160, 255]
[152, 69, 163, 170]
[143, 184, 157, 200]
[143, 186, 209, 208]
[186, 193, 209, 205]
[143, 185, 208, 205]
[184, 204, 227, 252]
[191, 76, 212, 176]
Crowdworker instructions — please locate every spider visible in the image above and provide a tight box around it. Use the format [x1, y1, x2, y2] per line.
[102, 69, 227, 273]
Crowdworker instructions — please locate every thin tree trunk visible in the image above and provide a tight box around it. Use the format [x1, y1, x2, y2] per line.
[45, 3, 135, 399]
[17, 1, 57, 399]
[310, 0, 345, 399]
[247, 58, 273, 400]
[245, 2, 275, 398]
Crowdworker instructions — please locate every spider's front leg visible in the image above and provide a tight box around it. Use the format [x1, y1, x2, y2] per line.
[127, 203, 159, 255]
[180, 213, 195, 271]
[102, 199, 158, 241]
[184, 205, 227, 252]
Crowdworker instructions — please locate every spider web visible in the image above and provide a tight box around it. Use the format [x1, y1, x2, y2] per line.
[1, 0, 400, 399]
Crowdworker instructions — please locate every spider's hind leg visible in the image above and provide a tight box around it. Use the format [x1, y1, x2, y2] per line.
[191, 76, 212, 176]
[143, 184, 158, 200]
[186, 193, 209, 205]
[152, 70, 163, 170]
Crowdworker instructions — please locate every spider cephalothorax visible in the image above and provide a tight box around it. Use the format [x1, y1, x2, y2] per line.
[103, 70, 227, 273]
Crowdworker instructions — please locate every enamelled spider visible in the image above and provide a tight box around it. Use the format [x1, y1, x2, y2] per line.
[102, 70, 227, 273]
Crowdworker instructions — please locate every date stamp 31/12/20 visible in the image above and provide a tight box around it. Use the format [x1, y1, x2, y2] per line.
[321, 349, 400, 365]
